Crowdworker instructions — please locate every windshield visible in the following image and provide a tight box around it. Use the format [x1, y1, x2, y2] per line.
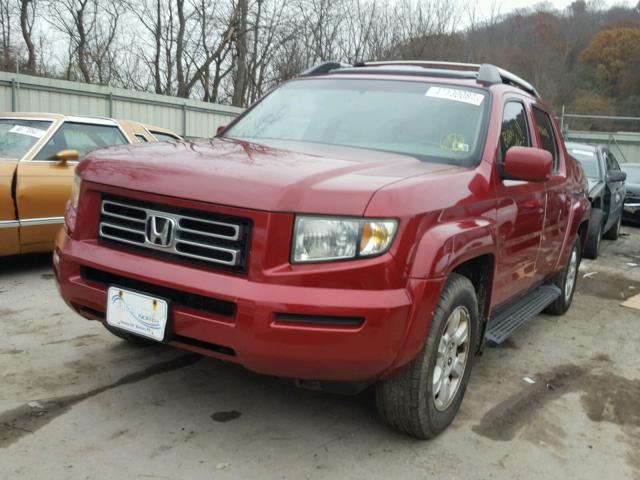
[0, 119, 53, 159]
[622, 165, 640, 183]
[225, 78, 489, 165]
[568, 146, 600, 178]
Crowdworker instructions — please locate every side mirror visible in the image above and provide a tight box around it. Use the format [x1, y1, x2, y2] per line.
[606, 170, 626, 183]
[502, 147, 552, 182]
[55, 149, 80, 165]
[216, 125, 227, 136]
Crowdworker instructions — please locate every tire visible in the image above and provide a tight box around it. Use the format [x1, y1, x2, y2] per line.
[583, 209, 603, 259]
[375, 273, 479, 439]
[603, 212, 621, 240]
[103, 323, 157, 346]
[544, 238, 581, 315]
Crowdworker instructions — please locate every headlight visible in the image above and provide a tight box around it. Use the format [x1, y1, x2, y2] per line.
[71, 174, 82, 209]
[292, 216, 397, 263]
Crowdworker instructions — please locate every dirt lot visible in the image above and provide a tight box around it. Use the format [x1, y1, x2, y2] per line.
[1, 227, 639, 480]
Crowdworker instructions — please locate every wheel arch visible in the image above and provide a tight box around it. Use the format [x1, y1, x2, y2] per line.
[385, 220, 498, 377]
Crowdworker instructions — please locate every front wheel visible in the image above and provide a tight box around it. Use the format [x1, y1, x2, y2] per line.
[375, 273, 479, 439]
[583, 209, 603, 259]
[603, 213, 621, 240]
[545, 238, 581, 315]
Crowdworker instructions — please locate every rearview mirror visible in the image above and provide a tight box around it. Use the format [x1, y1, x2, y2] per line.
[606, 170, 626, 183]
[502, 147, 552, 182]
[216, 125, 226, 136]
[55, 149, 80, 165]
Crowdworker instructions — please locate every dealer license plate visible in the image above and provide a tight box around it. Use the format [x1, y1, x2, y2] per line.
[106, 287, 168, 342]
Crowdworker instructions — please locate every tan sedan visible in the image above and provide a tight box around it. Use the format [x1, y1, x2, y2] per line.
[0, 113, 181, 256]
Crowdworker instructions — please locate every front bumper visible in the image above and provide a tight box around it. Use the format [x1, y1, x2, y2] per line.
[623, 202, 640, 223]
[54, 229, 439, 382]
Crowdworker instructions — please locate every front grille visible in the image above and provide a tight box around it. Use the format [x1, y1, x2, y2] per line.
[81, 267, 236, 318]
[99, 196, 251, 271]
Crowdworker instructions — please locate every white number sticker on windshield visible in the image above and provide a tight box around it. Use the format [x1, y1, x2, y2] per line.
[425, 87, 485, 106]
[9, 125, 47, 138]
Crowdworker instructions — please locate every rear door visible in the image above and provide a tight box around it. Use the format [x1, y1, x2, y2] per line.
[15, 120, 129, 251]
[493, 99, 546, 306]
[531, 106, 570, 277]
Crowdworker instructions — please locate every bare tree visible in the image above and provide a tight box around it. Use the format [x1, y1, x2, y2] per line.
[20, 0, 36, 72]
[0, 0, 14, 70]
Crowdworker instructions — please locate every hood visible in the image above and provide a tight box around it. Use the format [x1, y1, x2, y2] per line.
[78, 138, 460, 215]
[626, 182, 640, 198]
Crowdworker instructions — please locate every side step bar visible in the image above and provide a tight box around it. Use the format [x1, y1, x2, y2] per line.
[485, 284, 561, 346]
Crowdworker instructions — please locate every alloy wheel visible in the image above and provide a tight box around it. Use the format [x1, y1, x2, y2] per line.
[433, 306, 470, 411]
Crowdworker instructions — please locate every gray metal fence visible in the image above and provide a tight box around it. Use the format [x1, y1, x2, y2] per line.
[0, 72, 243, 138]
[560, 109, 640, 163]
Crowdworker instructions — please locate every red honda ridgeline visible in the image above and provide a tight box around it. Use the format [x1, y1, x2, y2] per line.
[54, 62, 590, 438]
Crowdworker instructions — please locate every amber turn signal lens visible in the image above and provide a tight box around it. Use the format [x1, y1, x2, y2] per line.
[359, 221, 397, 257]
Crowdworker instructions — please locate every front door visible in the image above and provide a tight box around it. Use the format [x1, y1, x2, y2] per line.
[492, 100, 546, 307]
[16, 120, 129, 251]
[603, 149, 625, 232]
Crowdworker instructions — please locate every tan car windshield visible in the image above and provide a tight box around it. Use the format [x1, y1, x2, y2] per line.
[0, 119, 52, 159]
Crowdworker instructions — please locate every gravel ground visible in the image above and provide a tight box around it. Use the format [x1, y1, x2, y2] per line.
[1, 226, 639, 480]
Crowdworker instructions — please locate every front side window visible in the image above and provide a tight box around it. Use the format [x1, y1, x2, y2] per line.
[532, 108, 559, 170]
[34, 122, 128, 160]
[605, 151, 621, 171]
[500, 102, 531, 160]
[225, 78, 490, 166]
[0, 119, 53, 159]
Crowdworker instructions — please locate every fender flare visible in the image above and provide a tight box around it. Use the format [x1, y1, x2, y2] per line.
[408, 218, 498, 280]
[555, 193, 590, 271]
[384, 219, 498, 376]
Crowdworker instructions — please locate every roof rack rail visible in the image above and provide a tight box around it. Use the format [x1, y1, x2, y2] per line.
[300, 61, 352, 77]
[302, 60, 540, 98]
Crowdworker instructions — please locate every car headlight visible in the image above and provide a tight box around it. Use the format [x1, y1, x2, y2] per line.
[292, 216, 397, 263]
[71, 174, 82, 209]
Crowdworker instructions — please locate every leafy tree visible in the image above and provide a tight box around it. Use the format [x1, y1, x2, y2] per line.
[579, 27, 640, 96]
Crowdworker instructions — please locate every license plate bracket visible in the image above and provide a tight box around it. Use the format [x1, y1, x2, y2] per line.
[106, 286, 170, 342]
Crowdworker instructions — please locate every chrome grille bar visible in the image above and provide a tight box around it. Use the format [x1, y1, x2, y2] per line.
[99, 198, 249, 269]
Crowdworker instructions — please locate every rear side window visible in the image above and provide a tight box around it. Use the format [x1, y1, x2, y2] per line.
[135, 134, 148, 143]
[532, 108, 558, 170]
[151, 131, 179, 143]
[500, 102, 530, 160]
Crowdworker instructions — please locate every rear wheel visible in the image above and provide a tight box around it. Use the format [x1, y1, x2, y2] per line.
[545, 238, 581, 315]
[583, 209, 603, 259]
[375, 273, 479, 439]
[603, 213, 621, 240]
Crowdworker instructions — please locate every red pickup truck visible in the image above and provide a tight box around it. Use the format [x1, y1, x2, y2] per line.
[54, 61, 590, 439]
